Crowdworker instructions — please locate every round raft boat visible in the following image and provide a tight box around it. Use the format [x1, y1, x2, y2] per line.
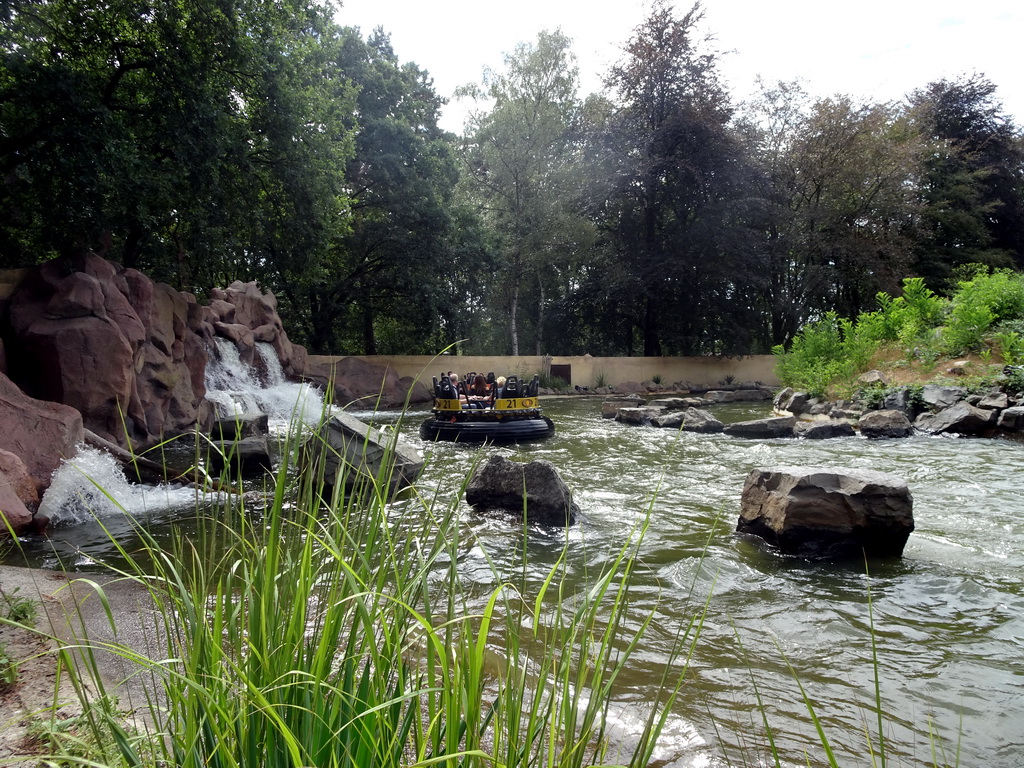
[419, 373, 555, 444]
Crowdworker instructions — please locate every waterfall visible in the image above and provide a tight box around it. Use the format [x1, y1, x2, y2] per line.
[40, 338, 323, 527]
[204, 338, 325, 429]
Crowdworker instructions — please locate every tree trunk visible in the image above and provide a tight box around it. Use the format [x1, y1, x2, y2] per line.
[534, 271, 545, 355]
[362, 301, 377, 355]
[643, 297, 661, 357]
[509, 282, 520, 356]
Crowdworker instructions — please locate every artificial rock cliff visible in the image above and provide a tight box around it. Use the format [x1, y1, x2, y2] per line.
[0, 254, 403, 534]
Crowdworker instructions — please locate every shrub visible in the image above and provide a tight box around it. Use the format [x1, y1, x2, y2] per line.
[994, 331, 1024, 365]
[943, 268, 1024, 355]
[774, 312, 880, 398]
[539, 372, 568, 389]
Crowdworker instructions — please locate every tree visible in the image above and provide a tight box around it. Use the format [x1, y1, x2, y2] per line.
[738, 83, 921, 345]
[272, 27, 484, 354]
[0, 0, 356, 294]
[459, 29, 583, 355]
[907, 75, 1024, 286]
[590, 0, 757, 356]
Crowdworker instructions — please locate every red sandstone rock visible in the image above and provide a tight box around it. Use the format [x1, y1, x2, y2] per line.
[0, 371, 83, 498]
[302, 356, 407, 408]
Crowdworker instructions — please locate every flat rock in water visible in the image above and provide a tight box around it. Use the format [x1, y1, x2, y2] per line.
[723, 417, 795, 439]
[737, 466, 914, 559]
[794, 420, 856, 439]
[615, 406, 663, 425]
[310, 412, 423, 496]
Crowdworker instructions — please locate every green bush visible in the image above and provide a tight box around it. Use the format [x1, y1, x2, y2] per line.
[539, 372, 568, 389]
[994, 330, 1024, 365]
[944, 268, 1024, 355]
[774, 312, 879, 398]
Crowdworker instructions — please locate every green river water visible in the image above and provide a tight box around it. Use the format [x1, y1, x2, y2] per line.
[15, 396, 1024, 766]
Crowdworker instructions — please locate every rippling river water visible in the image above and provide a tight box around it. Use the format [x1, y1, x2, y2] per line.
[16, 396, 1024, 766]
[387, 397, 1024, 767]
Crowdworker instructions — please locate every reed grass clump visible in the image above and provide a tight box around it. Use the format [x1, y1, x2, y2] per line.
[27, 412, 701, 767]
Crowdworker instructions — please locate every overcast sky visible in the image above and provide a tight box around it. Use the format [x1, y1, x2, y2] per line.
[335, 0, 1022, 133]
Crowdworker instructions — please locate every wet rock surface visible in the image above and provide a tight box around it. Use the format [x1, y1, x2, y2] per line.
[466, 455, 579, 526]
[737, 466, 914, 559]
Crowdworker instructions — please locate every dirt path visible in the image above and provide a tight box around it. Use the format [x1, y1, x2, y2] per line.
[0, 565, 163, 763]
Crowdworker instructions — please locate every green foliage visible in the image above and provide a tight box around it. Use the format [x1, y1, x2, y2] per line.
[774, 312, 879, 397]
[995, 331, 1024, 365]
[0, 0, 357, 289]
[941, 268, 1024, 354]
[0, 587, 37, 625]
[0, 644, 16, 688]
[651, 373, 664, 385]
[860, 278, 947, 346]
[594, 371, 609, 388]
[539, 373, 568, 389]
[1004, 366, 1024, 393]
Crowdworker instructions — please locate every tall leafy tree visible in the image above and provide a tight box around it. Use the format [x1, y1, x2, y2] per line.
[907, 75, 1024, 286]
[590, 0, 756, 356]
[738, 83, 921, 344]
[272, 26, 482, 354]
[0, 0, 356, 293]
[459, 29, 583, 355]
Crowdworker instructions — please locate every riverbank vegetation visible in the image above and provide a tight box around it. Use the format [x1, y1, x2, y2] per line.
[773, 267, 1024, 398]
[6, 427, 706, 767]
[3, 1, 1022, 358]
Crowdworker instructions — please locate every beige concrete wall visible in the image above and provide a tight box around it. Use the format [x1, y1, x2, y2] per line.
[310, 354, 779, 389]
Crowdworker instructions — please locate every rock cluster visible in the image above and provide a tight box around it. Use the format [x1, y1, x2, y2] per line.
[0, 254, 425, 534]
[603, 388, 774, 433]
[776, 379, 1024, 439]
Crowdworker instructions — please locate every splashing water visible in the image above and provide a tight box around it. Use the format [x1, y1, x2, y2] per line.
[204, 338, 325, 429]
[39, 446, 205, 526]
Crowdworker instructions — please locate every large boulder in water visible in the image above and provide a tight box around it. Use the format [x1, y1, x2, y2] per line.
[997, 406, 1024, 431]
[307, 412, 423, 498]
[857, 409, 913, 439]
[652, 407, 723, 433]
[737, 466, 914, 558]
[915, 401, 998, 436]
[466, 455, 579, 526]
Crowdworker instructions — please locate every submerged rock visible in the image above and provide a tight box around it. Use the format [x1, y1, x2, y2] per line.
[737, 466, 914, 559]
[723, 416, 795, 439]
[466, 455, 578, 526]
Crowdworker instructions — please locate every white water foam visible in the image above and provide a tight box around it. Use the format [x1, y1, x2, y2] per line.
[39, 446, 205, 526]
[205, 338, 325, 429]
